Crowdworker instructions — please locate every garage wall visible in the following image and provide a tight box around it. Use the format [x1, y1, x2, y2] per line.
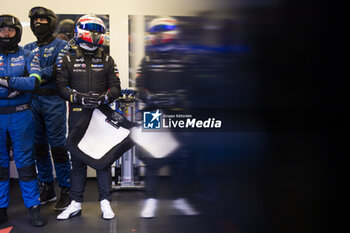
[1, 0, 229, 88]
[2, 0, 232, 178]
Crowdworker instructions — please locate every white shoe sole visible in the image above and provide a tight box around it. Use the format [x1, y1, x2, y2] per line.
[140, 214, 155, 219]
[54, 205, 69, 211]
[57, 209, 82, 220]
[102, 213, 115, 220]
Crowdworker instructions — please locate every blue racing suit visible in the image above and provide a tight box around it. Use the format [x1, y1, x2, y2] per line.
[0, 47, 42, 208]
[24, 39, 71, 188]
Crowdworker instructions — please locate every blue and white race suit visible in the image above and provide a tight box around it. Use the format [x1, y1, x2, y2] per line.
[24, 39, 71, 188]
[0, 47, 42, 208]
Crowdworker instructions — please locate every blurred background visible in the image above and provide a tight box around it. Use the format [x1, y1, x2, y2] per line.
[1, 0, 338, 233]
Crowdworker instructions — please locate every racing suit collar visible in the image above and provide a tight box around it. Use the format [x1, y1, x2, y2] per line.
[76, 47, 103, 59]
[0, 45, 19, 54]
[36, 35, 55, 46]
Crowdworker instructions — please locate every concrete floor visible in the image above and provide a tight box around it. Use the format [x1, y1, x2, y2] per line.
[1, 178, 218, 233]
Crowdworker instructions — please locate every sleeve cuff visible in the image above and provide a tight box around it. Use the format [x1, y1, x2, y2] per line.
[29, 73, 42, 84]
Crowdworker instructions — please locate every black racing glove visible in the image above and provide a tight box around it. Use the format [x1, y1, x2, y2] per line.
[98, 94, 109, 105]
[0, 77, 10, 88]
[70, 90, 100, 108]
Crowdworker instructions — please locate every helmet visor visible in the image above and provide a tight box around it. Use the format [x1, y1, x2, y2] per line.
[0, 15, 19, 28]
[79, 23, 105, 34]
[149, 24, 177, 33]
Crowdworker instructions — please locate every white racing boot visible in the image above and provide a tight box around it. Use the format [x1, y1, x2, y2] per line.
[172, 198, 199, 216]
[140, 198, 158, 218]
[57, 200, 82, 220]
[100, 199, 115, 220]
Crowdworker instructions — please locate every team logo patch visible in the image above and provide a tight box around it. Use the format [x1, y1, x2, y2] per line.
[111, 111, 124, 122]
[74, 63, 86, 68]
[105, 111, 124, 129]
[91, 64, 104, 68]
[11, 62, 24, 67]
[44, 47, 55, 52]
[143, 110, 162, 129]
[11, 56, 24, 62]
[92, 58, 102, 63]
[73, 69, 86, 72]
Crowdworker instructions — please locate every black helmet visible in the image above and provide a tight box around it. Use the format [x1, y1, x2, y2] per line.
[0, 14, 22, 49]
[28, 6, 57, 35]
[55, 19, 75, 41]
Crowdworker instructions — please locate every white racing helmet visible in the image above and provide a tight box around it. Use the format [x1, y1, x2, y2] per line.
[146, 16, 179, 51]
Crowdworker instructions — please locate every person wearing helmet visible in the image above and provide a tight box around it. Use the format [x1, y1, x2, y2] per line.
[24, 6, 71, 211]
[136, 16, 199, 218]
[55, 19, 75, 41]
[136, 16, 185, 101]
[56, 14, 121, 220]
[0, 14, 46, 227]
[146, 16, 180, 53]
